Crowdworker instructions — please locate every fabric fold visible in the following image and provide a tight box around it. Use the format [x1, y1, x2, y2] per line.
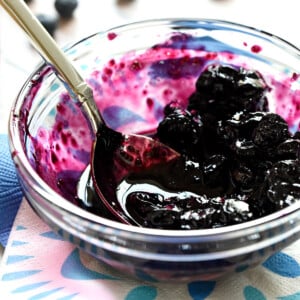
[0, 135, 23, 247]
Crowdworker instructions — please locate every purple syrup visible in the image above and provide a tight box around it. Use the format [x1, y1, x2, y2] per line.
[251, 45, 262, 53]
[107, 32, 117, 40]
[149, 57, 205, 79]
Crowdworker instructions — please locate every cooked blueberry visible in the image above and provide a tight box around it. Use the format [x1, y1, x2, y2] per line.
[222, 198, 253, 224]
[227, 111, 265, 139]
[233, 139, 256, 158]
[203, 154, 229, 190]
[264, 168, 298, 211]
[266, 160, 300, 209]
[216, 120, 238, 144]
[188, 64, 269, 119]
[217, 112, 265, 148]
[181, 159, 204, 185]
[217, 111, 292, 161]
[156, 107, 203, 158]
[252, 113, 290, 150]
[276, 139, 300, 160]
[54, 0, 78, 19]
[181, 207, 218, 229]
[253, 160, 273, 183]
[126, 191, 214, 229]
[268, 159, 300, 184]
[231, 163, 254, 191]
[267, 181, 300, 209]
[248, 183, 273, 218]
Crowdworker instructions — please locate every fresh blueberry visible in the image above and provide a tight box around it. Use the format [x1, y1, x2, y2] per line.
[54, 0, 79, 19]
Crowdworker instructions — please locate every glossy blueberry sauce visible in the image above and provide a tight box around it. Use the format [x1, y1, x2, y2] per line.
[19, 33, 300, 228]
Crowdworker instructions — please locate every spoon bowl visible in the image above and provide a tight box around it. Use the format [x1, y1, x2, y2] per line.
[91, 126, 180, 223]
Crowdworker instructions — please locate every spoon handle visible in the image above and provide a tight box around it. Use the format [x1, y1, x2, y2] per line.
[0, 0, 101, 133]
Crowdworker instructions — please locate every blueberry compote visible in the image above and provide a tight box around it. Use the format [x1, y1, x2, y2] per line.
[25, 33, 300, 230]
[112, 64, 300, 230]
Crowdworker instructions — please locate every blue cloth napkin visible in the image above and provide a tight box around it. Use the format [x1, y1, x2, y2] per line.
[0, 134, 23, 247]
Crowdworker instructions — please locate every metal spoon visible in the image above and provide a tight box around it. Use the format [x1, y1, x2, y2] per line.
[1, 0, 179, 224]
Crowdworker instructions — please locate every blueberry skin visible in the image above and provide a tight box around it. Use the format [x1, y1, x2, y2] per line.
[188, 64, 269, 120]
[54, 0, 79, 19]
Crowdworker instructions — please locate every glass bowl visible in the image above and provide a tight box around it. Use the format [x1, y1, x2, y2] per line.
[9, 19, 300, 282]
